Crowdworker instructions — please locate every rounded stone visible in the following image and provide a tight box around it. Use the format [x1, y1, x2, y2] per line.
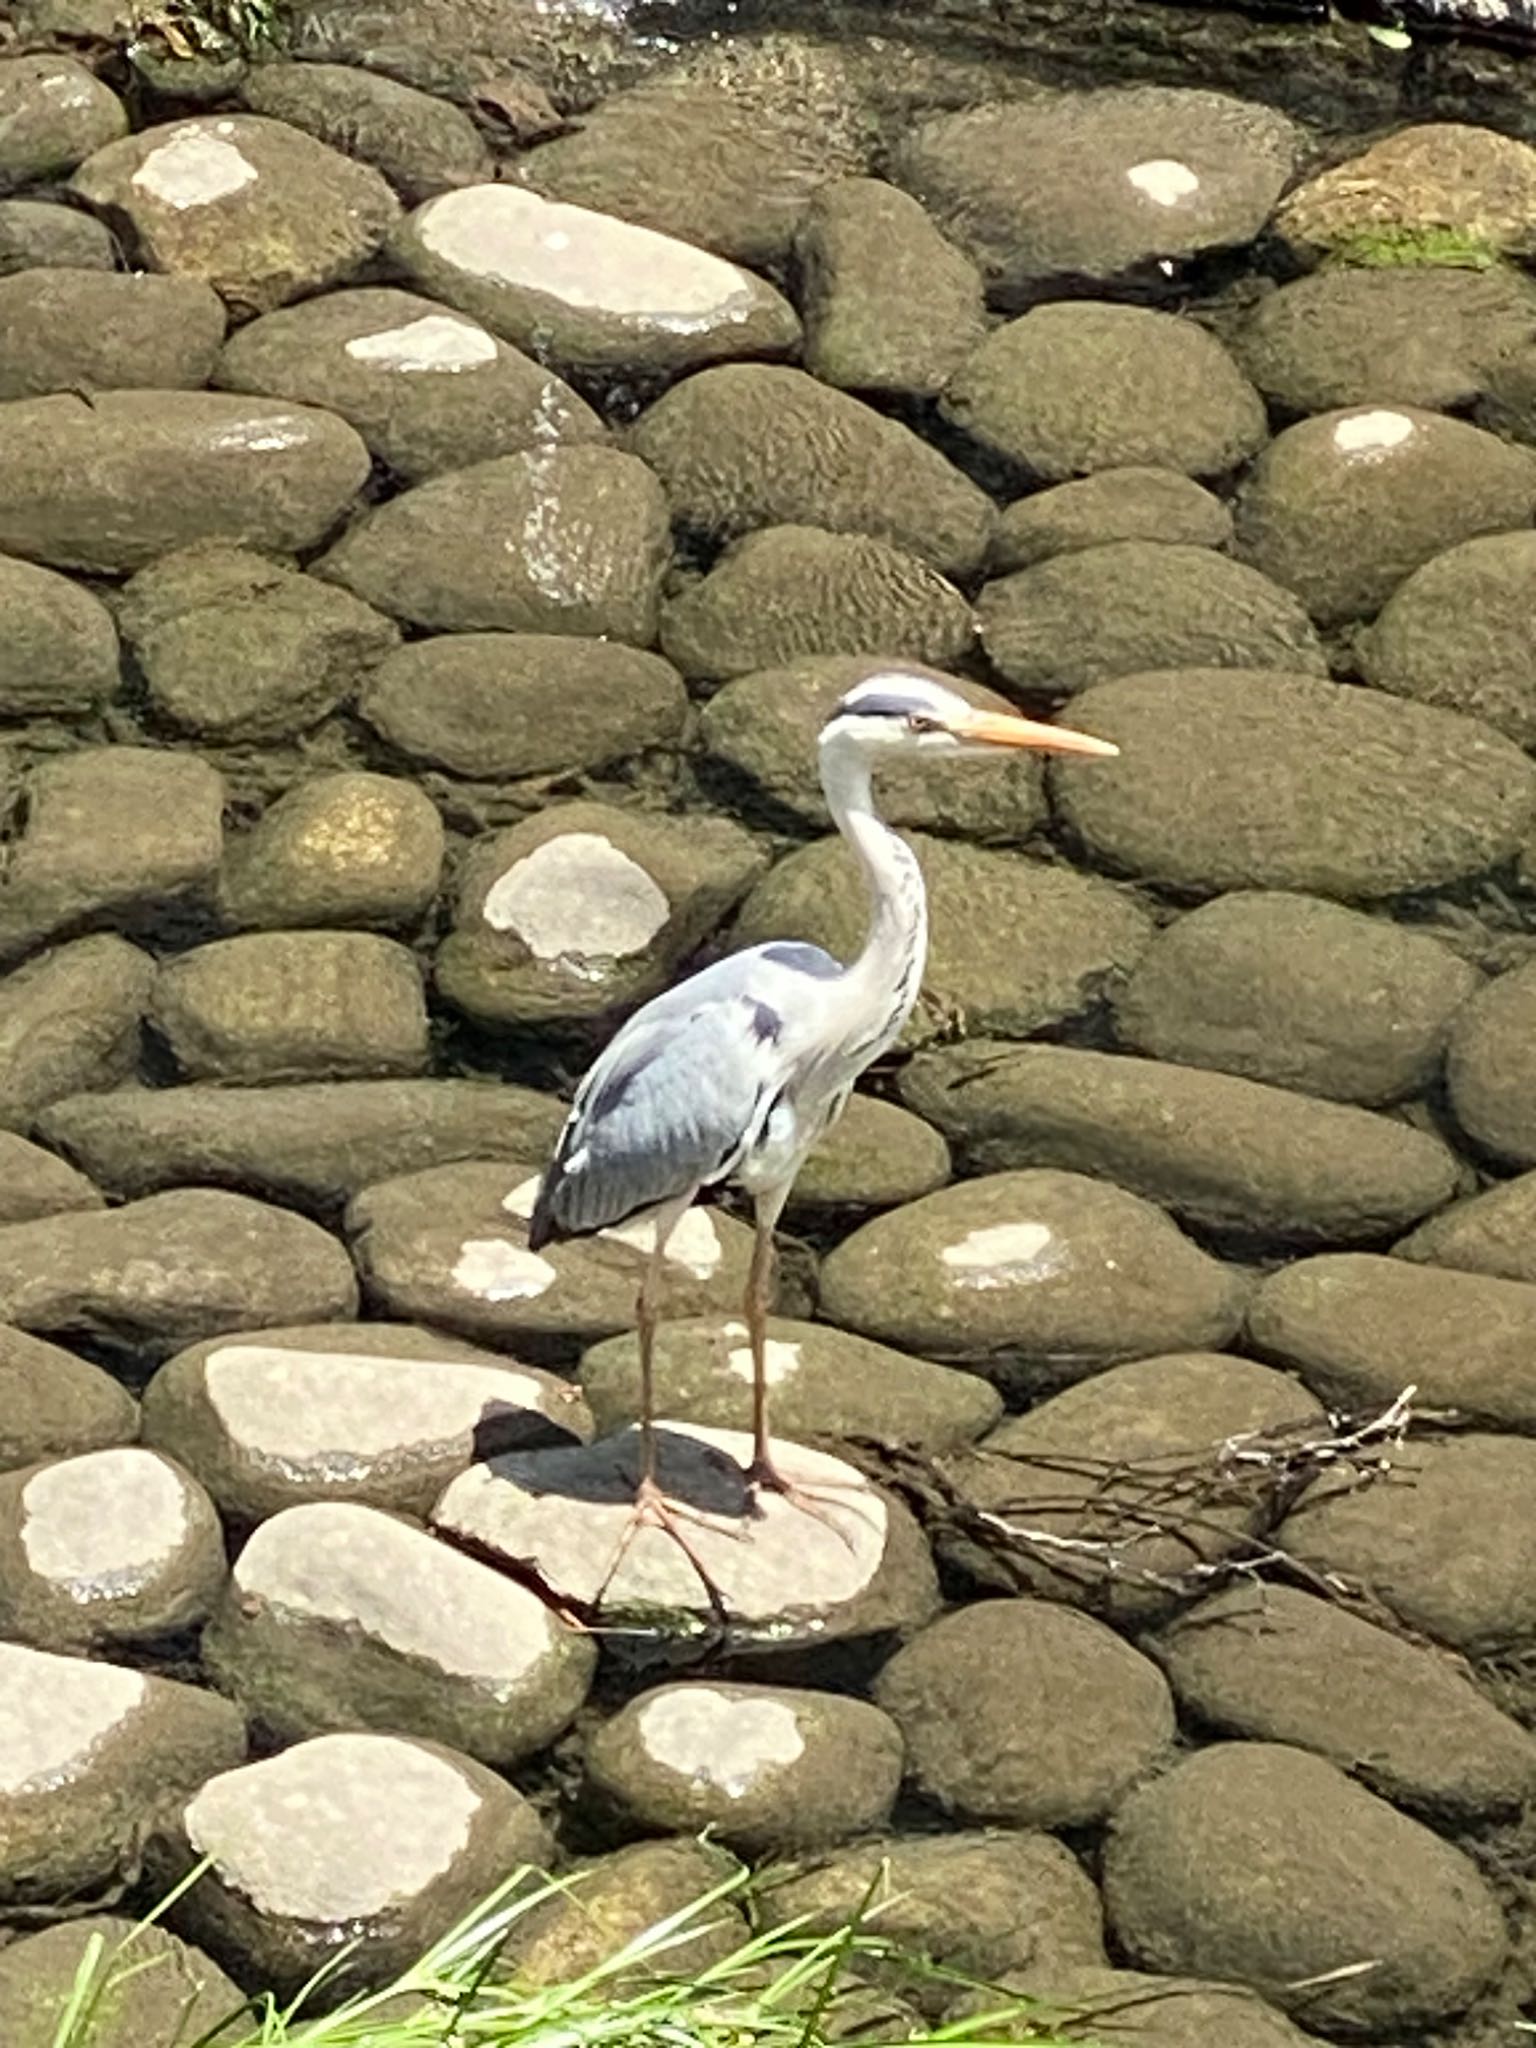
[127, 553, 400, 743]
[219, 771, 445, 933]
[876, 1599, 1174, 1827]
[733, 835, 1152, 1049]
[758, 1829, 1106, 2002]
[0, 54, 126, 192]
[1233, 265, 1536, 417]
[1250, 1253, 1536, 1433]
[0, 748, 225, 967]
[817, 1170, 1245, 1393]
[348, 1160, 756, 1354]
[941, 302, 1267, 483]
[0, 391, 371, 576]
[392, 183, 800, 379]
[0, 197, 117, 274]
[1233, 405, 1536, 626]
[316, 446, 670, 642]
[1395, 1169, 1536, 1285]
[0, 935, 152, 1132]
[660, 526, 974, 684]
[1113, 890, 1479, 1104]
[585, 1681, 903, 1852]
[38, 1078, 561, 1214]
[580, 1312, 1000, 1455]
[0, 1188, 358, 1359]
[896, 86, 1301, 305]
[361, 634, 687, 780]
[0, 1326, 138, 1473]
[204, 1501, 595, 1764]
[240, 59, 491, 202]
[991, 468, 1234, 572]
[1052, 668, 1536, 899]
[1447, 957, 1536, 1165]
[700, 656, 1048, 841]
[70, 113, 399, 315]
[142, 1321, 587, 1523]
[157, 1732, 552, 2000]
[0, 1446, 225, 1652]
[518, 78, 863, 270]
[790, 1092, 951, 1214]
[505, 1837, 748, 1988]
[0, 1133, 100, 1227]
[432, 1421, 939, 1649]
[1273, 121, 1536, 268]
[0, 1915, 242, 2048]
[977, 541, 1324, 695]
[0, 269, 226, 402]
[1361, 530, 1536, 746]
[1278, 1432, 1536, 1654]
[437, 801, 764, 1030]
[629, 363, 995, 582]
[150, 932, 429, 1086]
[972, 1967, 1317, 2048]
[0, 551, 118, 717]
[0, 1642, 245, 1905]
[944, 1352, 1322, 1623]
[1154, 1583, 1536, 1821]
[796, 175, 987, 397]
[1102, 1742, 1507, 2032]
[903, 1040, 1459, 1243]
[214, 285, 604, 483]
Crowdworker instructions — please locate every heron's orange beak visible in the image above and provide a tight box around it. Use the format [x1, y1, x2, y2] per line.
[949, 709, 1120, 757]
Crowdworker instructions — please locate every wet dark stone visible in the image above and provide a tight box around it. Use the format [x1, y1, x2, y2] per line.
[1361, 530, 1536, 746]
[875, 1597, 1175, 1826]
[0, 270, 225, 402]
[977, 540, 1324, 694]
[0, 197, 117, 274]
[0, 54, 126, 192]
[1053, 668, 1536, 899]
[1102, 1742, 1507, 2032]
[240, 60, 492, 201]
[991, 467, 1233, 571]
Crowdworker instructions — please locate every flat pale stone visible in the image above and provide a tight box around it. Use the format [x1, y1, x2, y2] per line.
[20, 1447, 186, 1581]
[432, 1421, 939, 1647]
[141, 1321, 588, 1521]
[392, 183, 800, 377]
[206, 1501, 595, 1764]
[485, 834, 670, 958]
[0, 1644, 146, 1793]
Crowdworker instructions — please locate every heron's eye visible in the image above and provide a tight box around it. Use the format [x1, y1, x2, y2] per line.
[905, 713, 942, 735]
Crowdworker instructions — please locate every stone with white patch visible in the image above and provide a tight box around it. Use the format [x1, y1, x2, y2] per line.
[204, 1501, 595, 1765]
[581, 1312, 1001, 1453]
[391, 183, 800, 377]
[437, 800, 764, 1030]
[585, 1680, 903, 1850]
[821, 1164, 1245, 1401]
[0, 56, 126, 194]
[140, 1320, 588, 1523]
[1235, 405, 1536, 624]
[157, 1732, 551, 1999]
[346, 1160, 757, 1355]
[215, 285, 604, 483]
[432, 1420, 939, 1650]
[0, 1641, 244, 1903]
[895, 86, 1302, 304]
[71, 115, 399, 314]
[0, 1446, 225, 1652]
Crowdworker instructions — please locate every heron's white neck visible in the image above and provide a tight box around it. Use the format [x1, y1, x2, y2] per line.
[819, 731, 928, 1053]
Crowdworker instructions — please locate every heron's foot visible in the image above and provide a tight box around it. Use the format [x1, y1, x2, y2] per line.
[592, 1474, 744, 1618]
[743, 1455, 878, 1551]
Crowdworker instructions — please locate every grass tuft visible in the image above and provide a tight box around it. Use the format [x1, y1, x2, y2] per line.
[45, 1861, 1088, 2048]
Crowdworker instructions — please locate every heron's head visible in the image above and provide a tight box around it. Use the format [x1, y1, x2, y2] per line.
[822, 672, 1119, 762]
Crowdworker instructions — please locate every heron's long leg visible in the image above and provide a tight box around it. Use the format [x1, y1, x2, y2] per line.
[746, 1188, 786, 1476]
[634, 1220, 669, 1495]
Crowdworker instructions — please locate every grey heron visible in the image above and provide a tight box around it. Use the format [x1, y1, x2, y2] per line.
[529, 670, 1118, 1576]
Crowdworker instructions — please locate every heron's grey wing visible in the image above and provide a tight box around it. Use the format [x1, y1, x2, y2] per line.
[527, 953, 810, 1245]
